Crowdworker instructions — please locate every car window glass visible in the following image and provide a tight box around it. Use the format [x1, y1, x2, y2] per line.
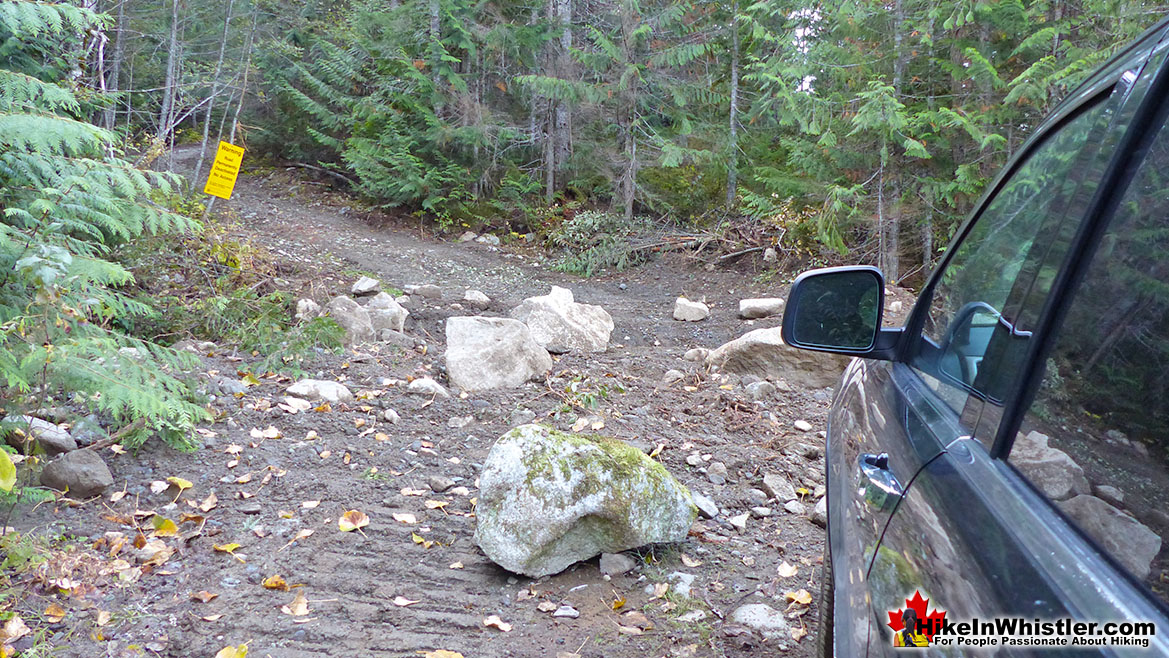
[1014, 112, 1169, 606]
[910, 100, 1110, 423]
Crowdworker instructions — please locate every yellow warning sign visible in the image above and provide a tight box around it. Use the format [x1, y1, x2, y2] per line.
[203, 141, 245, 200]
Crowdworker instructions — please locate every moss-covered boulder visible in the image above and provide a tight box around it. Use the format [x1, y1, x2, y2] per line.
[474, 424, 696, 577]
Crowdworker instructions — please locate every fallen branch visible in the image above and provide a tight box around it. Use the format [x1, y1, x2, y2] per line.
[82, 417, 146, 452]
[286, 162, 357, 186]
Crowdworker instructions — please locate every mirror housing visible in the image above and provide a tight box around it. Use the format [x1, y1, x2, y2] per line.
[782, 266, 901, 360]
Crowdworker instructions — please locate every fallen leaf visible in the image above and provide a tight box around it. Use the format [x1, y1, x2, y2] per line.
[339, 510, 370, 532]
[199, 492, 218, 512]
[622, 610, 653, 630]
[537, 601, 558, 612]
[2, 616, 29, 642]
[263, 575, 291, 591]
[302, 500, 320, 509]
[319, 450, 331, 459]
[236, 473, 253, 484]
[151, 516, 179, 537]
[214, 543, 245, 562]
[282, 591, 310, 616]
[424, 500, 448, 510]
[648, 444, 664, 459]
[680, 554, 702, 568]
[417, 651, 464, 658]
[241, 373, 262, 387]
[650, 582, 669, 599]
[400, 487, 427, 497]
[279, 528, 314, 551]
[43, 603, 66, 623]
[214, 644, 248, 658]
[482, 615, 512, 632]
[167, 476, 193, 491]
[191, 591, 219, 603]
[571, 418, 588, 432]
[392, 513, 417, 524]
[374, 432, 391, 442]
[616, 624, 644, 635]
[109, 490, 127, 503]
[785, 589, 813, 605]
[202, 614, 224, 622]
[305, 430, 319, 441]
[392, 596, 420, 607]
[777, 561, 798, 578]
[791, 626, 808, 641]
[448, 561, 463, 569]
[95, 610, 111, 626]
[109, 444, 126, 455]
[149, 480, 169, 494]
[224, 444, 244, 455]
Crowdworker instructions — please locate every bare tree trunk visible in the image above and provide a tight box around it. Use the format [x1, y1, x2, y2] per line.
[158, 0, 181, 137]
[725, 0, 739, 208]
[552, 0, 572, 194]
[105, 0, 128, 130]
[194, 0, 235, 188]
[884, 0, 905, 282]
[229, 7, 259, 144]
[429, 0, 442, 118]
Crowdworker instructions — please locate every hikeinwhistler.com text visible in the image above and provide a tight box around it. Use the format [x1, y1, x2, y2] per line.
[921, 617, 1156, 649]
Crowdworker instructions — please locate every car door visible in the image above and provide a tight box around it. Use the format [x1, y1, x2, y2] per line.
[863, 27, 1169, 657]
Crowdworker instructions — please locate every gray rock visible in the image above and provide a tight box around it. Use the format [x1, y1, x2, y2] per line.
[325, 295, 375, 344]
[464, 289, 491, 309]
[599, 552, 637, 575]
[295, 299, 321, 321]
[794, 420, 814, 432]
[673, 297, 710, 322]
[1058, 494, 1161, 579]
[683, 348, 709, 362]
[692, 492, 719, 519]
[428, 475, 455, 493]
[661, 369, 686, 385]
[762, 247, 778, 264]
[783, 500, 807, 515]
[445, 317, 552, 392]
[351, 276, 380, 296]
[705, 327, 849, 389]
[286, 380, 354, 405]
[3, 415, 77, 454]
[728, 513, 749, 531]
[509, 286, 613, 353]
[685, 453, 704, 467]
[746, 488, 769, 506]
[476, 234, 502, 246]
[1012, 431, 1090, 501]
[1094, 484, 1125, 507]
[240, 502, 263, 515]
[213, 376, 248, 396]
[70, 415, 104, 447]
[377, 329, 416, 349]
[407, 378, 450, 398]
[552, 605, 580, 619]
[382, 409, 401, 424]
[707, 461, 728, 485]
[762, 473, 797, 503]
[794, 442, 822, 460]
[745, 381, 776, 401]
[410, 284, 442, 299]
[731, 603, 790, 641]
[889, 300, 904, 314]
[40, 450, 113, 498]
[811, 496, 828, 527]
[448, 415, 473, 429]
[474, 424, 697, 577]
[750, 506, 772, 518]
[367, 292, 409, 333]
[458, 231, 478, 242]
[670, 571, 696, 598]
[738, 298, 784, 319]
[510, 408, 537, 427]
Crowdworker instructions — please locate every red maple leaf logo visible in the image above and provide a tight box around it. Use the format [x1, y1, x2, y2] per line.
[887, 590, 947, 641]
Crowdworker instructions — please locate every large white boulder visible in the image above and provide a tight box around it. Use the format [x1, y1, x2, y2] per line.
[1011, 431, 1090, 501]
[325, 295, 374, 344]
[351, 276, 380, 296]
[738, 298, 784, 319]
[367, 292, 409, 333]
[509, 286, 613, 353]
[705, 327, 849, 389]
[475, 424, 697, 577]
[1058, 494, 1161, 579]
[285, 379, 354, 405]
[445, 317, 552, 392]
[673, 297, 710, 322]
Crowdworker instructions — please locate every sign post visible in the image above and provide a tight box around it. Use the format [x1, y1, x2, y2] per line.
[203, 141, 245, 200]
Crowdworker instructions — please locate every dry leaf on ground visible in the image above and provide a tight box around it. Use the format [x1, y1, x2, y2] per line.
[777, 561, 798, 578]
[392, 513, 417, 524]
[282, 591, 310, 616]
[392, 596, 420, 607]
[167, 476, 192, 491]
[191, 591, 219, 603]
[263, 575, 291, 591]
[417, 651, 464, 658]
[785, 589, 813, 605]
[214, 644, 248, 658]
[482, 615, 512, 632]
[339, 510, 370, 532]
[680, 554, 702, 568]
[43, 603, 66, 623]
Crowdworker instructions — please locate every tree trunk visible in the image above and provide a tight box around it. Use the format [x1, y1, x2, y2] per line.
[158, 0, 181, 137]
[429, 0, 442, 117]
[884, 0, 906, 282]
[194, 0, 235, 190]
[726, 0, 739, 209]
[105, 0, 127, 130]
[553, 0, 572, 194]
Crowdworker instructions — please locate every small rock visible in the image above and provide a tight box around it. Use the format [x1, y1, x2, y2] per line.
[377, 329, 416, 349]
[738, 298, 784, 320]
[286, 380, 353, 405]
[794, 442, 822, 460]
[750, 506, 772, 518]
[428, 475, 455, 493]
[669, 572, 696, 598]
[448, 416, 473, 429]
[793, 420, 814, 432]
[407, 378, 450, 398]
[783, 500, 806, 515]
[382, 409, 401, 424]
[762, 247, 778, 264]
[1094, 485, 1125, 507]
[325, 295, 375, 343]
[678, 610, 707, 623]
[762, 474, 797, 503]
[685, 453, 704, 467]
[476, 234, 502, 246]
[458, 231, 477, 242]
[351, 276, 380, 296]
[811, 497, 828, 527]
[464, 289, 491, 309]
[728, 513, 749, 531]
[509, 408, 537, 426]
[553, 605, 580, 619]
[599, 552, 636, 575]
[683, 348, 709, 362]
[295, 299, 321, 320]
[3, 415, 77, 454]
[745, 381, 776, 401]
[367, 293, 409, 333]
[240, 502, 263, 515]
[40, 450, 113, 498]
[446, 316, 552, 392]
[673, 297, 710, 322]
[731, 603, 790, 641]
[707, 461, 728, 485]
[412, 284, 442, 299]
[692, 493, 719, 519]
[661, 369, 686, 385]
[889, 300, 903, 314]
[509, 286, 613, 353]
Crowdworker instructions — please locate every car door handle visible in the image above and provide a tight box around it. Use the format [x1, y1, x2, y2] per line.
[859, 453, 904, 512]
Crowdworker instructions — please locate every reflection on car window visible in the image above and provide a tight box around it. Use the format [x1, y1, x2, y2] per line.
[1015, 114, 1169, 606]
[911, 99, 1110, 425]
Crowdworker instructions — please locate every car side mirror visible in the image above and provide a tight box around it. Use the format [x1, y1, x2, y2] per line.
[782, 266, 900, 360]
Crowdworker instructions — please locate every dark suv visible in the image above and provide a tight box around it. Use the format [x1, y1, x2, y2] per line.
[783, 20, 1169, 657]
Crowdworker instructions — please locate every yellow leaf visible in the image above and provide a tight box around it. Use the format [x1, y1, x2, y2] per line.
[791, 626, 808, 641]
[648, 444, 664, 459]
[241, 373, 261, 387]
[282, 591, 310, 616]
[263, 575, 291, 591]
[424, 500, 448, 510]
[448, 561, 463, 569]
[785, 589, 813, 605]
[214, 644, 248, 658]
[611, 596, 626, 610]
[95, 610, 111, 626]
[0, 450, 15, 493]
[167, 476, 192, 491]
[202, 614, 224, 622]
[151, 516, 179, 537]
[680, 554, 702, 568]
[191, 590, 219, 603]
[418, 651, 465, 658]
[43, 603, 66, 623]
[392, 512, 417, 524]
[339, 510, 370, 532]
[777, 561, 798, 578]
[214, 543, 245, 562]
